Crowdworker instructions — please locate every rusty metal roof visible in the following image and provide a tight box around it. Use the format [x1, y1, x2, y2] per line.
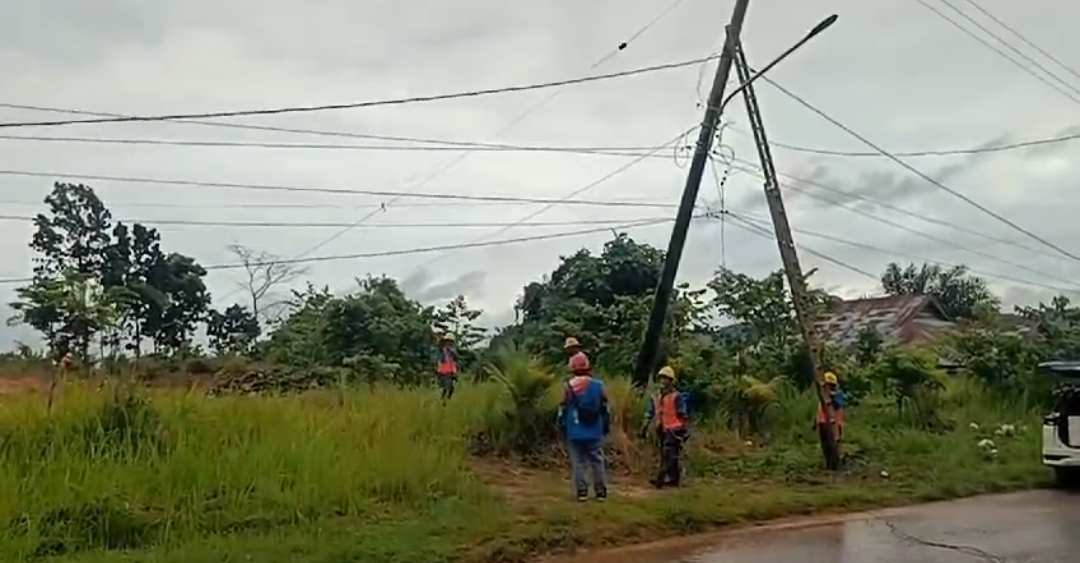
[815, 294, 952, 348]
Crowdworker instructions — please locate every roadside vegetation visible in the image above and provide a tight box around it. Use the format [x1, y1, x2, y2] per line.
[0, 182, 1075, 562]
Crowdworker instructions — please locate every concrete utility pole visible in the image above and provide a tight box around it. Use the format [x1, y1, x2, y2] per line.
[633, 0, 752, 387]
[732, 45, 840, 470]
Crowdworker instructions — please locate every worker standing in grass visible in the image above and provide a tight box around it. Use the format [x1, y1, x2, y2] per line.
[435, 333, 459, 402]
[557, 351, 611, 502]
[818, 371, 847, 441]
[644, 366, 689, 489]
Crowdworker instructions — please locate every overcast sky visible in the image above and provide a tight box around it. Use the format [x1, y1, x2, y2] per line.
[1, 0, 1078, 348]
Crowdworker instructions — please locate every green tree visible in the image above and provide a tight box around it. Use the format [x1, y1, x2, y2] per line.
[854, 325, 884, 366]
[1017, 295, 1080, 361]
[9, 270, 120, 361]
[207, 305, 261, 355]
[15, 183, 116, 357]
[29, 183, 113, 279]
[12, 182, 212, 360]
[100, 222, 167, 358]
[881, 262, 998, 321]
[142, 253, 211, 353]
[871, 346, 946, 428]
[262, 283, 335, 366]
[499, 233, 698, 373]
[266, 277, 434, 385]
[707, 268, 836, 387]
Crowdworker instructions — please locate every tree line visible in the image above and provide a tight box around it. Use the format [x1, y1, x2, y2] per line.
[8, 182, 1080, 402]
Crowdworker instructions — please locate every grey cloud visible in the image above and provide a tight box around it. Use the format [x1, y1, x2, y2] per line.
[480, 307, 517, 331]
[402, 268, 486, 304]
[791, 156, 976, 211]
[1, 0, 166, 66]
[3, 0, 1080, 352]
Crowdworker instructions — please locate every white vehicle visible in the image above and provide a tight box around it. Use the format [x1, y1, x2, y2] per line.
[1038, 361, 1080, 487]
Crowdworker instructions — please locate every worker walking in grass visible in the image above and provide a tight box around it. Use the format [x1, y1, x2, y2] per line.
[435, 333, 460, 402]
[644, 366, 689, 489]
[817, 371, 847, 442]
[557, 350, 611, 502]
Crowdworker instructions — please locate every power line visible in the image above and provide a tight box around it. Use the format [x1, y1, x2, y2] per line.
[811, 190, 1079, 287]
[731, 211, 1080, 294]
[0, 55, 720, 129]
[409, 126, 695, 272]
[287, 5, 693, 262]
[760, 75, 1080, 262]
[0, 133, 671, 157]
[727, 155, 1059, 260]
[5, 125, 1080, 160]
[912, 0, 1080, 104]
[0, 214, 668, 230]
[931, 0, 1080, 98]
[0, 198, 671, 210]
[0, 215, 685, 286]
[728, 156, 1076, 281]
[707, 155, 730, 268]
[590, 0, 690, 68]
[958, 0, 1080, 84]
[0, 169, 680, 209]
[763, 129, 1080, 158]
[722, 213, 878, 280]
[759, 177, 1080, 289]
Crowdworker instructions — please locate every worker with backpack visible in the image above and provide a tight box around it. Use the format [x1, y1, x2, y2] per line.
[557, 348, 611, 501]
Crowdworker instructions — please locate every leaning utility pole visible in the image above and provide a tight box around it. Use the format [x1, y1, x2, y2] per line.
[732, 45, 840, 470]
[633, 0, 752, 387]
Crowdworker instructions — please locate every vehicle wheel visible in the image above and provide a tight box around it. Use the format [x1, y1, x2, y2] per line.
[1053, 467, 1080, 489]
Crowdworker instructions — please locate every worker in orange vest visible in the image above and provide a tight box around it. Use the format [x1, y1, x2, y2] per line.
[644, 366, 690, 488]
[435, 333, 460, 402]
[817, 371, 847, 441]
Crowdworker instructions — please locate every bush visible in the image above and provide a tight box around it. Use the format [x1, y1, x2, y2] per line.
[949, 329, 1049, 409]
[473, 345, 559, 460]
[872, 346, 947, 429]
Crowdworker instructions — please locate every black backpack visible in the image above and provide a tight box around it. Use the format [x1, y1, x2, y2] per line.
[567, 381, 603, 426]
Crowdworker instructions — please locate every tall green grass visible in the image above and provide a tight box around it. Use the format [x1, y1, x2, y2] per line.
[0, 382, 505, 558]
[0, 371, 1050, 561]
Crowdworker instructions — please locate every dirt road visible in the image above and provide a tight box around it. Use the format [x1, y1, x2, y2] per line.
[561, 490, 1078, 563]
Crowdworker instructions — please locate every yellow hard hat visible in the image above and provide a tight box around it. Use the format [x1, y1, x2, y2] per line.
[658, 366, 676, 381]
[564, 337, 580, 349]
[823, 371, 838, 385]
[441, 333, 456, 342]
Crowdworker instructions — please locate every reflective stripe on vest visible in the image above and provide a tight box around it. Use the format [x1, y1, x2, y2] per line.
[437, 348, 458, 376]
[652, 392, 685, 431]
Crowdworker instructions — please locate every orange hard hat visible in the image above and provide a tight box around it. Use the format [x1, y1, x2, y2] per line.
[568, 352, 591, 374]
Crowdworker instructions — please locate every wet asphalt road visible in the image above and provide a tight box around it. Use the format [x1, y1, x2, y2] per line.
[680, 490, 1078, 563]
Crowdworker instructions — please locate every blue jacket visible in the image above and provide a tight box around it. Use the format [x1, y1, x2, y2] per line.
[830, 388, 847, 410]
[557, 376, 610, 442]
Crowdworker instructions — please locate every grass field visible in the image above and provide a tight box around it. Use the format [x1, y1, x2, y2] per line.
[0, 374, 1050, 563]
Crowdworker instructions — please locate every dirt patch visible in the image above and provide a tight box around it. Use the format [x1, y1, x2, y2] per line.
[0, 374, 48, 397]
[470, 458, 661, 504]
